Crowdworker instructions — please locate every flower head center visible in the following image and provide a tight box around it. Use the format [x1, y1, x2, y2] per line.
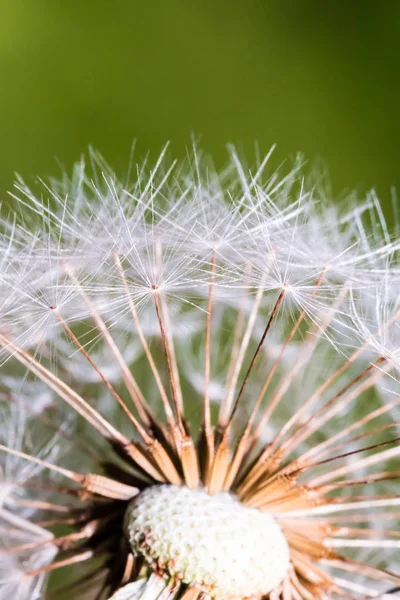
[124, 484, 290, 599]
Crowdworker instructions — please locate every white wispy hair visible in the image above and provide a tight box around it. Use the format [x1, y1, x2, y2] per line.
[0, 147, 396, 359]
[0, 146, 399, 599]
[0, 509, 56, 600]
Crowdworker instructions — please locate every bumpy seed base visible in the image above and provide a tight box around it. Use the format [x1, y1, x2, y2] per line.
[124, 484, 290, 599]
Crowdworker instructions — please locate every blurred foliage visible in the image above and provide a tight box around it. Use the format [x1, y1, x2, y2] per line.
[0, 0, 399, 215]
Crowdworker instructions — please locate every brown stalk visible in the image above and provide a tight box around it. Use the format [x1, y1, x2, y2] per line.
[0, 332, 122, 440]
[152, 287, 184, 431]
[180, 587, 201, 600]
[305, 436, 400, 487]
[66, 264, 152, 426]
[55, 310, 148, 437]
[286, 530, 337, 560]
[250, 269, 328, 443]
[332, 526, 400, 539]
[152, 286, 201, 487]
[0, 331, 163, 480]
[203, 253, 216, 434]
[0, 516, 105, 555]
[270, 345, 369, 451]
[222, 301, 245, 411]
[322, 558, 400, 585]
[222, 287, 289, 491]
[159, 290, 184, 413]
[240, 471, 295, 504]
[280, 518, 335, 541]
[0, 444, 138, 500]
[5, 479, 110, 502]
[56, 310, 181, 485]
[255, 485, 327, 513]
[302, 421, 400, 469]
[249, 357, 386, 483]
[228, 281, 321, 489]
[115, 255, 178, 434]
[295, 372, 397, 465]
[290, 549, 334, 587]
[36, 516, 95, 528]
[281, 574, 292, 600]
[119, 553, 136, 586]
[322, 512, 400, 524]
[225, 287, 286, 433]
[5, 497, 71, 513]
[322, 471, 400, 493]
[207, 434, 231, 495]
[282, 358, 390, 462]
[8, 393, 102, 464]
[217, 276, 266, 428]
[289, 569, 315, 600]
[145, 438, 182, 485]
[235, 446, 284, 498]
[198, 426, 215, 485]
[180, 435, 200, 490]
[24, 549, 95, 578]
[223, 434, 249, 491]
[270, 302, 400, 456]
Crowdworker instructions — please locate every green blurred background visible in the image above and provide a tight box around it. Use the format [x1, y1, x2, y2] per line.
[1, 1, 399, 211]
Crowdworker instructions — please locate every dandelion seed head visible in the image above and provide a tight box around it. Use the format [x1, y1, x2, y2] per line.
[0, 145, 399, 600]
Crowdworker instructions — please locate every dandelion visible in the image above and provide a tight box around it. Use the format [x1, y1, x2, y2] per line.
[0, 145, 399, 599]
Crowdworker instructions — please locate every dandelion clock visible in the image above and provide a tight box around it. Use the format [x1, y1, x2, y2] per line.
[0, 146, 399, 599]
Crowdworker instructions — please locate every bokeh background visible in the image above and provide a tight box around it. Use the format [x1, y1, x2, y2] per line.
[1, 1, 399, 213]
